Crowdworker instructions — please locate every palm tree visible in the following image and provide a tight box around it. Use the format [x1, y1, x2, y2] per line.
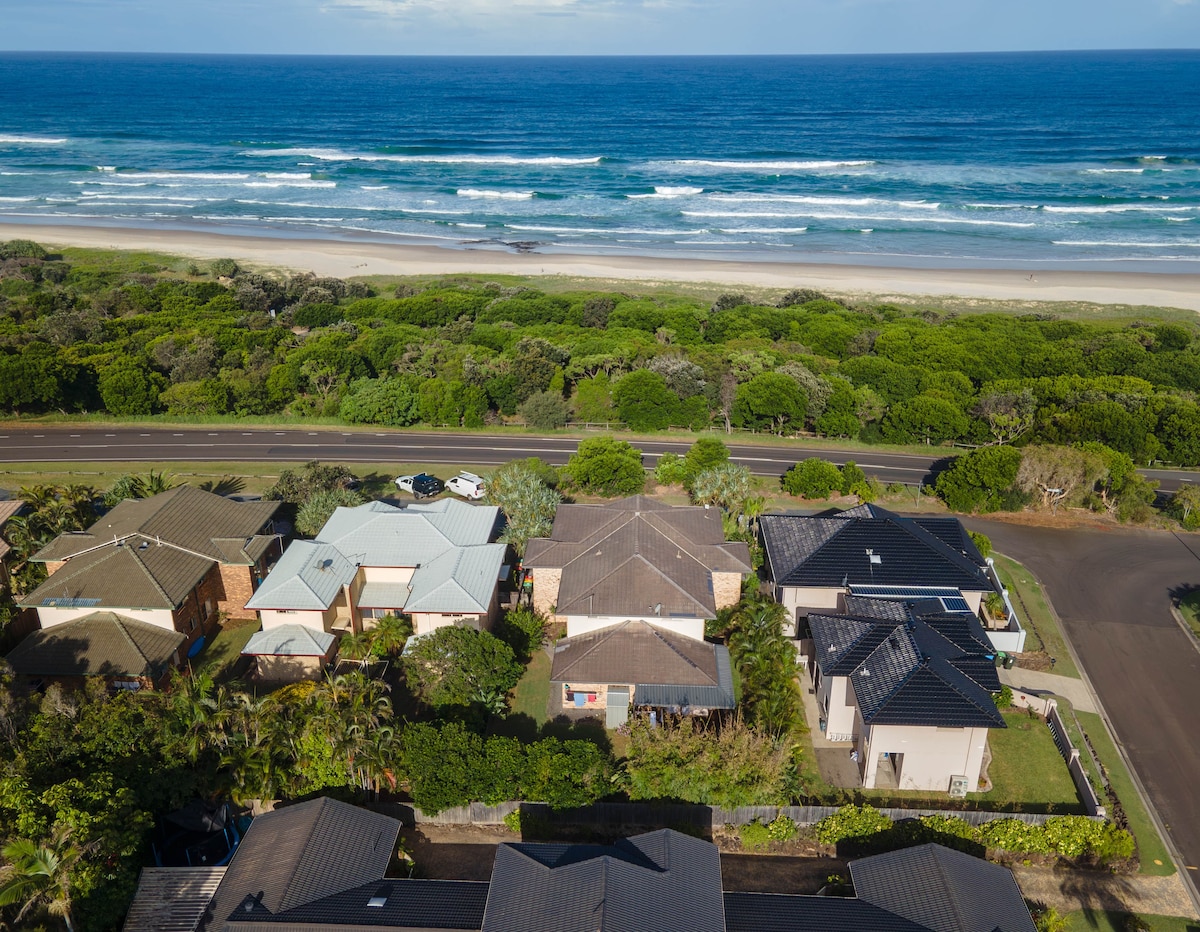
[336, 631, 375, 668]
[742, 495, 766, 540]
[141, 470, 179, 496]
[0, 829, 89, 932]
[369, 614, 411, 657]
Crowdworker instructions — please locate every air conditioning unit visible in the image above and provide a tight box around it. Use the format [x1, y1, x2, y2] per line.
[948, 775, 970, 798]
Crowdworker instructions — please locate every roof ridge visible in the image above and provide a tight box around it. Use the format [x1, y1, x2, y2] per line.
[647, 625, 711, 680]
[127, 546, 176, 607]
[885, 512, 986, 582]
[931, 846, 972, 932]
[555, 621, 630, 677]
[110, 614, 152, 666]
[629, 553, 711, 616]
[558, 512, 636, 569]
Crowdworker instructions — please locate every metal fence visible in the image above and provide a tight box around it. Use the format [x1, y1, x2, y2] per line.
[372, 799, 1096, 830]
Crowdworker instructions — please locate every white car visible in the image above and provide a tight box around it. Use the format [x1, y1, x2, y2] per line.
[446, 471, 487, 500]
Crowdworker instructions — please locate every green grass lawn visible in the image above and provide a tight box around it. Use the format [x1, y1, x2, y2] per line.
[197, 615, 260, 682]
[991, 553, 1080, 678]
[1066, 910, 1200, 932]
[857, 710, 1082, 813]
[509, 650, 552, 725]
[1074, 710, 1176, 877]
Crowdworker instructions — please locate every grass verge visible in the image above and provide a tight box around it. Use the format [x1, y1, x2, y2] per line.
[1074, 711, 1176, 877]
[991, 553, 1080, 678]
[1065, 910, 1200, 932]
[1176, 591, 1200, 640]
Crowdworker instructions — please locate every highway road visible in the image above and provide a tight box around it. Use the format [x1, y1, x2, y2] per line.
[0, 425, 1196, 492]
[0, 426, 941, 485]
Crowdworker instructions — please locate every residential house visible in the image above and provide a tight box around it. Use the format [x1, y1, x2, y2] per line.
[807, 594, 1005, 792]
[3, 610, 185, 690]
[524, 496, 750, 639]
[759, 503, 1025, 651]
[240, 623, 337, 682]
[245, 499, 507, 638]
[522, 496, 750, 723]
[20, 487, 281, 650]
[156, 797, 1033, 932]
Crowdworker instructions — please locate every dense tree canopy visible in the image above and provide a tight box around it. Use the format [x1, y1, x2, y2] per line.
[3, 240, 1200, 466]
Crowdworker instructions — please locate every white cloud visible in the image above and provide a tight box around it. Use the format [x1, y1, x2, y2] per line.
[319, 0, 703, 22]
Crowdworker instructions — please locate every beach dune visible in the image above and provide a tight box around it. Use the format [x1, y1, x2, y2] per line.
[6, 222, 1200, 312]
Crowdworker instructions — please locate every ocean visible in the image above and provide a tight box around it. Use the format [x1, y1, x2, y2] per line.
[0, 51, 1197, 270]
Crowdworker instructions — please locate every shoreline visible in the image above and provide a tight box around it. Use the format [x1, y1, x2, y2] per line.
[5, 221, 1200, 311]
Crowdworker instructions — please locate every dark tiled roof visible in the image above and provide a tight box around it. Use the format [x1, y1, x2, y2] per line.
[851, 843, 1036, 932]
[24, 487, 279, 612]
[808, 600, 1004, 729]
[202, 798, 400, 932]
[224, 880, 489, 931]
[21, 540, 216, 610]
[524, 497, 750, 620]
[34, 486, 278, 564]
[723, 892, 933, 932]
[549, 620, 735, 708]
[481, 829, 724, 932]
[4, 611, 183, 678]
[760, 506, 987, 592]
[123, 866, 228, 932]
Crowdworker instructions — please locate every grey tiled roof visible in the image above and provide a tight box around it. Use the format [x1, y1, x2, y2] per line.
[723, 893, 934, 932]
[249, 500, 503, 615]
[482, 829, 725, 932]
[245, 541, 356, 611]
[760, 505, 988, 592]
[851, 843, 1036, 932]
[549, 620, 734, 708]
[809, 599, 1004, 729]
[523, 496, 750, 620]
[242, 625, 335, 657]
[223, 879, 490, 931]
[4, 611, 184, 678]
[202, 798, 400, 932]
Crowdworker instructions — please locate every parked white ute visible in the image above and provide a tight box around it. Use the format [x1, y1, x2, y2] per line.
[446, 471, 487, 500]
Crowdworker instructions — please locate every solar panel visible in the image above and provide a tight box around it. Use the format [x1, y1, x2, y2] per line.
[850, 585, 962, 600]
[939, 596, 972, 613]
[40, 596, 101, 608]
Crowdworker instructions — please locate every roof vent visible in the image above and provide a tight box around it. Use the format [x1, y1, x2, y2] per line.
[860, 668, 871, 677]
[367, 885, 391, 908]
[139, 541, 149, 550]
[866, 549, 882, 565]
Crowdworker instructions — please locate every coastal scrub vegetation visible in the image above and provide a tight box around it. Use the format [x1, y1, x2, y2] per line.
[4, 242, 1200, 469]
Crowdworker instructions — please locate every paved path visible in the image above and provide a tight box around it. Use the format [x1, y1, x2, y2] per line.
[999, 667, 1098, 714]
[1013, 866, 1200, 920]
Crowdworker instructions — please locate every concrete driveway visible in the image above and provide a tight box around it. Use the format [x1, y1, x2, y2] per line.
[966, 519, 1200, 886]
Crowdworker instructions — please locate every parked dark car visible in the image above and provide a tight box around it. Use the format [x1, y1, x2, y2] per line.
[395, 472, 445, 499]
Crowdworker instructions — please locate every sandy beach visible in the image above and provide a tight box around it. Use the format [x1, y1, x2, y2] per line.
[5, 221, 1200, 311]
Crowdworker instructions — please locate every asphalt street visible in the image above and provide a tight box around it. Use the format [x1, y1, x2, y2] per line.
[0, 426, 1197, 491]
[0, 426, 941, 485]
[968, 518, 1200, 892]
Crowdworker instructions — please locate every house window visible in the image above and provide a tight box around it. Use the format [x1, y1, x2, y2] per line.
[189, 616, 198, 631]
[204, 599, 214, 618]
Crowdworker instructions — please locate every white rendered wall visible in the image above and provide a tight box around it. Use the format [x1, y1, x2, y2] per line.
[564, 615, 705, 641]
[863, 723, 989, 792]
[36, 606, 174, 629]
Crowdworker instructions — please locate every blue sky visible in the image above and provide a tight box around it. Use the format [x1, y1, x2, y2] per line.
[1, 0, 1197, 55]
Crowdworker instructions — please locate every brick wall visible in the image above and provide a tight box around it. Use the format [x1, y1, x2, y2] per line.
[218, 564, 256, 619]
[712, 572, 744, 611]
[531, 567, 562, 616]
